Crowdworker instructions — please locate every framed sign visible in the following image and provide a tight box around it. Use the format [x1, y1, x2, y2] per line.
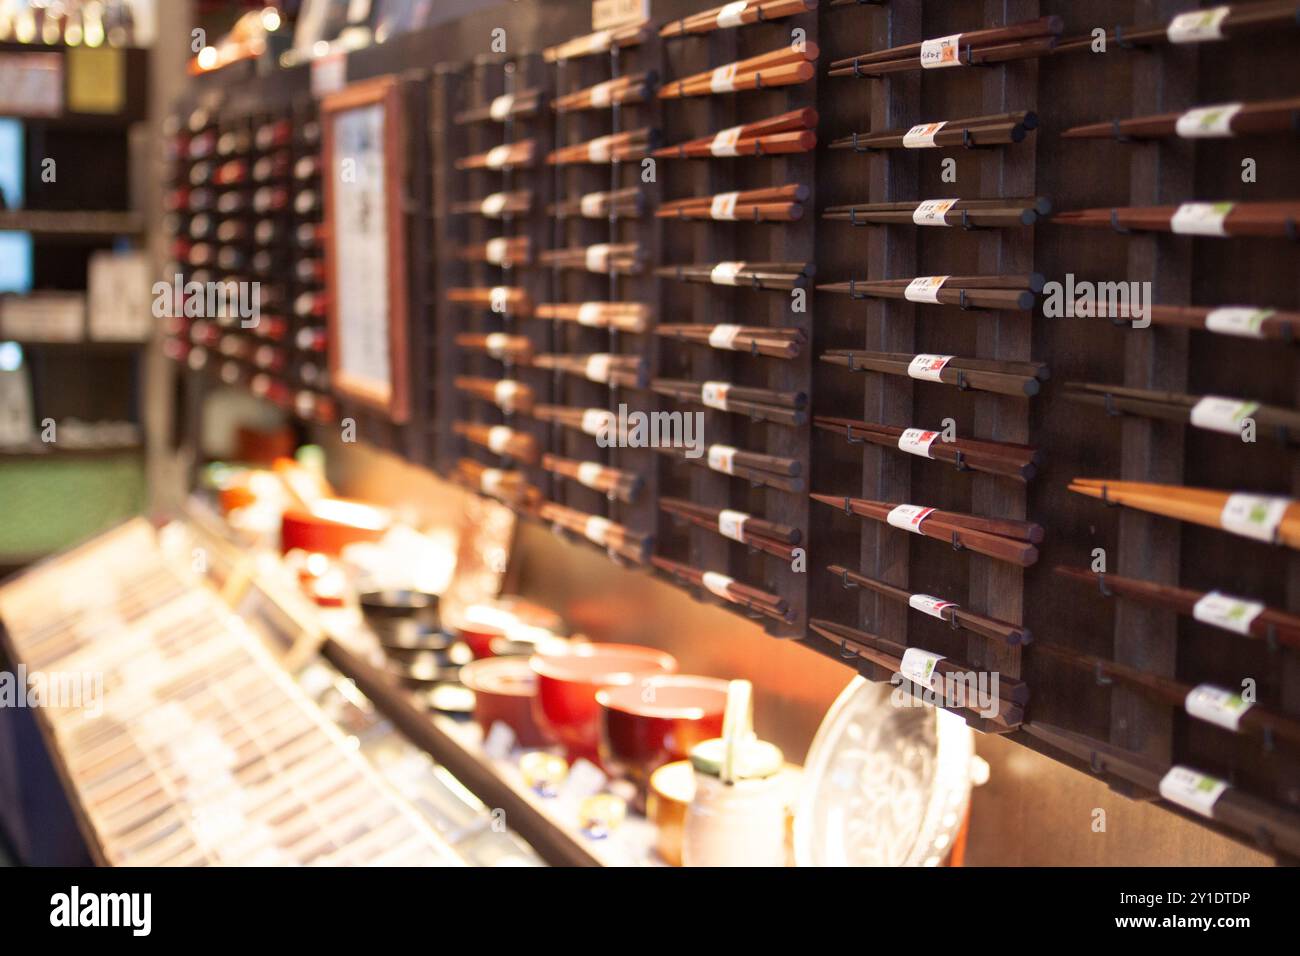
[321, 75, 411, 423]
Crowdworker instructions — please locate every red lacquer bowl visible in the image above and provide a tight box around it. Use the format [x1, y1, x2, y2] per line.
[530, 644, 677, 765]
[597, 675, 729, 805]
[459, 656, 550, 749]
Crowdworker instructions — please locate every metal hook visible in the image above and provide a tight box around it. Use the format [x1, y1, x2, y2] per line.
[960, 127, 975, 150]
[845, 422, 864, 445]
[840, 568, 858, 589]
[839, 638, 860, 661]
[950, 529, 964, 552]
[849, 207, 861, 227]
[1094, 661, 1113, 686]
[952, 449, 969, 472]
[958, 288, 972, 311]
[1101, 484, 1119, 508]
[1109, 208, 1131, 234]
[1103, 391, 1122, 417]
[1110, 118, 1134, 144]
[955, 368, 970, 391]
[1089, 750, 1105, 774]
[851, 57, 865, 79]
[848, 277, 867, 300]
[842, 496, 854, 516]
[847, 352, 858, 372]
[1098, 573, 1113, 598]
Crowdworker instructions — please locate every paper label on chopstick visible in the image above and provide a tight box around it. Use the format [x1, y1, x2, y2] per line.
[580, 192, 605, 217]
[480, 192, 508, 216]
[716, 0, 749, 28]
[710, 261, 746, 285]
[710, 63, 739, 93]
[903, 121, 947, 148]
[1220, 493, 1293, 543]
[485, 238, 510, 265]
[493, 380, 520, 409]
[586, 243, 612, 272]
[585, 354, 613, 383]
[1205, 306, 1273, 339]
[907, 353, 954, 382]
[577, 302, 604, 326]
[904, 275, 949, 303]
[1189, 395, 1260, 435]
[1192, 590, 1265, 636]
[489, 93, 515, 121]
[701, 381, 731, 410]
[1159, 765, 1229, 818]
[887, 504, 936, 533]
[1170, 201, 1234, 236]
[702, 571, 735, 598]
[897, 427, 941, 459]
[576, 461, 605, 488]
[1176, 102, 1243, 138]
[1185, 684, 1254, 731]
[1167, 6, 1231, 44]
[899, 647, 945, 687]
[484, 332, 512, 358]
[909, 594, 957, 620]
[912, 198, 959, 226]
[584, 515, 613, 547]
[486, 425, 513, 454]
[708, 324, 743, 349]
[709, 125, 745, 157]
[707, 444, 738, 474]
[919, 33, 964, 69]
[489, 286, 511, 313]
[480, 468, 507, 496]
[581, 408, 616, 436]
[710, 191, 741, 220]
[718, 509, 749, 542]
[588, 136, 613, 163]
[590, 80, 613, 109]
[485, 145, 513, 169]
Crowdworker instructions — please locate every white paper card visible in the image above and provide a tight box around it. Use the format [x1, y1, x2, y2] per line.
[710, 191, 740, 220]
[1204, 306, 1272, 339]
[919, 33, 963, 69]
[886, 504, 936, 533]
[913, 198, 959, 226]
[710, 261, 745, 285]
[1170, 201, 1233, 236]
[1219, 493, 1292, 543]
[701, 381, 731, 410]
[1159, 765, 1228, 818]
[1175, 102, 1243, 138]
[907, 353, 954, 382]
[485, 238, 510, 265]
[1185, 684, 1254, 731]
[577, 302, 604, 326]
[585, 354, 613, 383]
[900, 647, 945, 686]
[716, 1, 749, 28]
[585, 515, 613, 546]
[708, 324, 742, 349]
[487, 425, 513, 454]
[718, 509, 749, 542]
[903, 121, 947, 148]
[577, 461, 605, 488]
[581, 408, 614, 436]
[1188, 395, 1258, 435]
[493, 380, 520, 409]
[489, 93, 514, 121]
[1192, 590, 1265, 636]
[897, 427, 941, 459]
[904, 275, 949, 304]
[485, 144, 513, 169]
[710, 63, 738, 93]
[480, 192, 508, 216]
[707, 444, 738, 474]
[580, 192, 605, 217]
[909, 594, 957, 620]
[585, 243, 612, 272]
[702, 571, 734, 598]
[1167, 6, 1231, 44]
[710, 125, 745, 157]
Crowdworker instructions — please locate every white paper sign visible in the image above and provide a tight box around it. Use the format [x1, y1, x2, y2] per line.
[909, 594, 957, 620]
[487, 425, 513, 454]
[702, 571, 734, 598]
[480, 192, 508, 216]
[710, 63, 739, 93]
[710, 125, 745, 157]
[494, 380, 520, 410]
[585, 354, 613, 383]
[577, 461, 605, 488]
[584, 515, 613, 546]
[585, 243, 612, 272]
[581, 408, 615, 436]
[710, 191, 740, 220]
[577, 302, 605, 327]
[716, 1, 749, 28]
[489, 94, 515, 121]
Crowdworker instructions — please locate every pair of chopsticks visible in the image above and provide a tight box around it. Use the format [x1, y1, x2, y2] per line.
[539, 501, 650, 564]
[811, 493, 1042, 567]
[453, 421, 538, 464]
[454, 88, 543, 125]
[653, 108, 818, 159]
[454, 375, 533, 414]
[829, 110, 1038, 152]
[659, 323, 806, 359]
[658, 184, 808, 223]
[823, 196, 1051, 229]
[815, 416, 1040, 482]
[652, 556, 794, 623]
[1077, 302, 1298, 341]
[534, 301, 651, 334]
[1054, 1, 1300, 56]
[530, 353, 647, 389]
[828, 565, 1030, 646]
[656, 261, 814, 291]
[455, 236, 531, 267]
[549, 186, 644, 220]
[454, 139, 536, 171]
[652, 378, 807, 426]
[818, 273, 1042, 312]
[1053, 565, 1300, 651]
[1053, 201, 1300, 239]
[657, 443, 804, 493]
[541, 453, 641, 503]
[830, 15, 1062, 77]
[661, 498, 801, 562]
[454, 332, 533, 363]
[547, 128, 654, 165]
[660, 0, 816, 38]
[449, 190, 533, 218]
[542, 22, 649, 62]
[1063, 96, 1300, 141]
[808, 619, 1026, 730]
[1069, 479, 1300, 549]
[552, 72, 656, 112]
[455, 458, 535, 506]
[660, 43, 819, 99]
[529, 404, 617, 440]
[539, 242, 643, 274]
[821, 350, 1049, 398]
[446, 286, 533, 316]
[1062, 383, 1300, 445]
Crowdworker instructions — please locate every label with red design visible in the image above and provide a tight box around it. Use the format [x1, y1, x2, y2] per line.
[707, 444, 737, 474]
[912, 198, 959, 226]
[718, 509, 749, 542]
[919, 33, 963, 69]
[886, 504, 936, 533]
[709, 125, 745, 157]
[897, 427, 941, 459]
[710, 191, 740, 220]
[904, 275, 949, 304]
[701, 381, 731, 410]
[908, 593, 957, 620]
[906, 353, 954, 382]
[903, 121, 947, 148]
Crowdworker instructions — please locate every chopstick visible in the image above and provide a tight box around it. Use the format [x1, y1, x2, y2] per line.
[453, 331, 534, 362]
[656, 443, 804, 493]
[656, 261, 815, 291]
[823, 196, 1050, 228]
[552, 72, 656, 112]
[828, 565, 1031, 646]
[454, 139, 536, 171]
[543, 22, 650, 62]
[1053, 2, 1300, 56]
[539, 501, 651, 564]
[453, 421, 539, 464]
[1052, 565, 1300, 651]
[1068, 479, 1300, 549]
[657, 184, 808, 223]
[529, 404, 618, 440]
[658, 323, 805, 359]
[541, 453, 641, 503]
[652, 556, 794, 623]
[814, 416, 1039, 481]
[455, 458, 536, 506]
[652, 378, 808, 427]
[818, 273, 1041, 311]
[449, 190, 533, 218]
[660, 496, 801, 544]
[454, 236, 532, 267]
[810, 493, 1041, 566]
[829, 110, 1038, 152]
[454, 375, 534, 414]
[534, 301, 651, 333]
[821, 349, 1047, 398]
[1062, 382, 1300, 444]
[547, 128, 655, 165]
[830, 17, 1061, 77]
[660, 499, 798, 561]
[660, 0, 817, 38]
[653, 108, 819, 159]
[1062, 96, 1300, 141]
[454, 88, 543, 124]
[540, 242, 643, 274]
[1077, 302, 1299, 341]
[549, 186, 644, 220]
[446, 286, 533, 316]
[529, 353, 648, 389]
[1053, 201, 1300, 239]
[659, 44, 819, 100]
